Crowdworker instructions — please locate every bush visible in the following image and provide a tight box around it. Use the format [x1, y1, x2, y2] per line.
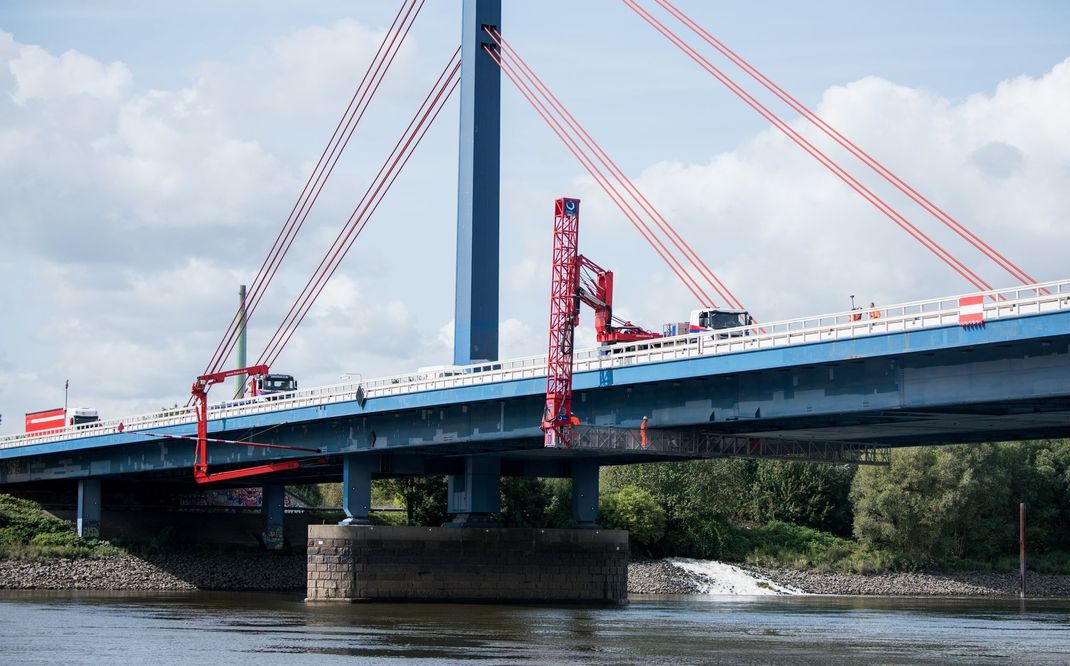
[599, 486, 666, 551]
[0, 493, 121, 559]
[29, 531, 84, 548]
[0, 494, 72, 545]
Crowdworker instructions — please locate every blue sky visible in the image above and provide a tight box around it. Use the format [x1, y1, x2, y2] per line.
[0, 1, 1068, 432]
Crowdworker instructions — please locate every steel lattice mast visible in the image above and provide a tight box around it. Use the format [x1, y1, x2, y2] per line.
[542, 198, 581, 447]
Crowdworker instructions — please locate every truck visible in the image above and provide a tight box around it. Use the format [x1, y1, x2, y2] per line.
[663, 308, 754, 339]
[24, 407, 100, 433]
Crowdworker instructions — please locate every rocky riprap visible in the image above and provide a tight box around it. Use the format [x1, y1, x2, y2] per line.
[0, 552, 306, 591]
[628, 559, 703, 594]
[6, 553, 1070, 597]
[747, 566, 1070, 597]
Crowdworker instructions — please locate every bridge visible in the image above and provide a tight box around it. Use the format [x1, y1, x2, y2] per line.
[3, 0, 1067, 603]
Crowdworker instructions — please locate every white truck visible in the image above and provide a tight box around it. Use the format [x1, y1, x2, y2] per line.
[663, 308, 754, 339]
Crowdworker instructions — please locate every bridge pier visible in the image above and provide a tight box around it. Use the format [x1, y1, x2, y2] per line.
[76, 479, 101, 540]
[571, 461, 600, 528]
[261, 483, 285, 550]
[446, 456, 501, 526]
[306, 525, 628, 604]
[339, 454, 375, 526]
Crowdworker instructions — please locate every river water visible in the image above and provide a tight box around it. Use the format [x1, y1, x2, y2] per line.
[1, 591, 1068, 664]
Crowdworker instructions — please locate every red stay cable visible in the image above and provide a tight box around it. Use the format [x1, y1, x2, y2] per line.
[489, 27, 747, 312]
[258, 52, 461, 367]
[233, 0, 427, 370]
[654, 0, 1036, 288]
[623, 0, 992, 291]
[200, 0, 424, 380]
[483, 42, 716, 306]
[263, 68, 460, 368]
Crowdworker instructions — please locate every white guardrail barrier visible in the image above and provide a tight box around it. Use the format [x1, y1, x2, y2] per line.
[3, 279, 1069, 450]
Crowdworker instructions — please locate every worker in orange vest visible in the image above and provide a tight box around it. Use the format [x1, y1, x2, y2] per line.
[640, 416, 649, 448]
[870, 302, 881, 319]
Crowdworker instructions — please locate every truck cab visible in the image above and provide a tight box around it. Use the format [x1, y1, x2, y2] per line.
[68, 407, 100, 427]
[253, 374, 297, 397]
[688, 308, 753, 338]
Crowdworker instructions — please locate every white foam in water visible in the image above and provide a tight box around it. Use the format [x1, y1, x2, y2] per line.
[667, 558, 805, 595]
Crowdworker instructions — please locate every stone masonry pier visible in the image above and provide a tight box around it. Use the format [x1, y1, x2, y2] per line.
[306, 525, 628, 605]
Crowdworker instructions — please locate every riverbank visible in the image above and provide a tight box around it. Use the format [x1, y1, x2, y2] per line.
[629, 558, 1070, 597]
[4, 553, 1069, 597]
[0, 552, 306, 591]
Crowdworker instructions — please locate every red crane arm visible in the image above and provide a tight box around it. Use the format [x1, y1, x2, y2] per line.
[543, 198, 660, 448]
[577, 256, 660, 344]
[196, 364, 270, 388]
[189, 364, 313, 484]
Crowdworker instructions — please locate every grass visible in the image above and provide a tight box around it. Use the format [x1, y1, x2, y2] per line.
[0, 494, 122, 560]
[726, 521, 899, 574]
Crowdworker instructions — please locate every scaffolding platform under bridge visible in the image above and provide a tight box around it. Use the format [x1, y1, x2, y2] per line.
[569, 425, 890, 466]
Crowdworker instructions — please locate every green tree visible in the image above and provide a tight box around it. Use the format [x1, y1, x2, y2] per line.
[377, 476, 448, 526]
[751, 461, 855, 535]
[500, 477, 552, 527]
[542, 478, 574, 528]
[851, 441, 1070, 565]
[604, 459, 751, 557]
[599, 486, 666, 552]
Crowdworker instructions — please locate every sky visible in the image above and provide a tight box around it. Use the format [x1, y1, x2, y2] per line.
[1, 1, 1069, 434]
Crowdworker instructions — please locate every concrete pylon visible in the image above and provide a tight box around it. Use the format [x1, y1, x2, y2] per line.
[445, 456, 501, 527]
[571, 461, 601, 528]
[262, 483, 285, 550]
[76, 478, 101, 539]
[339, 454, 376, 526]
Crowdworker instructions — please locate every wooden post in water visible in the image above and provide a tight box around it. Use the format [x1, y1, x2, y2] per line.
[1020, 502, 1027, 599]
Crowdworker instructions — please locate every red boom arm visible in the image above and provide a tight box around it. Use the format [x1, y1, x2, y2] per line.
[190, 364, 307, 484]
[542, 198, 660, 448]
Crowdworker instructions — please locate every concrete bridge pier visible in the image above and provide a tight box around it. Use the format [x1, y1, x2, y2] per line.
[571, 461, 600, 528]
[339, 454, 375, 526]
[261, 483, 285, 550]
[446, 456, 501, 526]
[76, 478, 101, 540]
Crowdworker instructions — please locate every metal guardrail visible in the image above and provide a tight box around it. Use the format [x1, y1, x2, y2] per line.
[3, 279, 1069, 450]
[570, 425, 891, 465]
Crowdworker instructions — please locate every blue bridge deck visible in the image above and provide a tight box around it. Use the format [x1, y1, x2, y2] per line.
[2, 281, 1070, 486]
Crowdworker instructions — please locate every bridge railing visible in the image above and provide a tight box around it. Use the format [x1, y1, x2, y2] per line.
[3, 279, 1068, 450]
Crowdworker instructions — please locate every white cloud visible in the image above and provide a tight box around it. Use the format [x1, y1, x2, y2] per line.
[7, 39, 131, 105]
[611, 57, 1070, 323]
[192, 19, 418, 123]
[0, 20, 429, 432]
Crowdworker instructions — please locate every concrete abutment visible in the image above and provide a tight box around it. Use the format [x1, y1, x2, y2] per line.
[306, 525, 628, 604]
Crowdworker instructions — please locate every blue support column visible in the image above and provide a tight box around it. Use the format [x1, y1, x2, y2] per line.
[572, 462, 601, 528]
[446, 456, 501, 526]
[262, 483, 285, 550]
[339, 454, 376, 526]
[454, 0, 501, 365]
[76, 478, 101, 539]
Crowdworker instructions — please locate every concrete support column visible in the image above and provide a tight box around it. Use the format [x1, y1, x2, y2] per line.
[446, 456, 501, 526]
[572, 461, 601, 528]
[76, 478, 101, 539]
[339, 454, 376, 526]
[262, 483, 285, 550]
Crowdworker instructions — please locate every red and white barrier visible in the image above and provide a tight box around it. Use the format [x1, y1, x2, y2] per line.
[959, 295, 984, 326]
